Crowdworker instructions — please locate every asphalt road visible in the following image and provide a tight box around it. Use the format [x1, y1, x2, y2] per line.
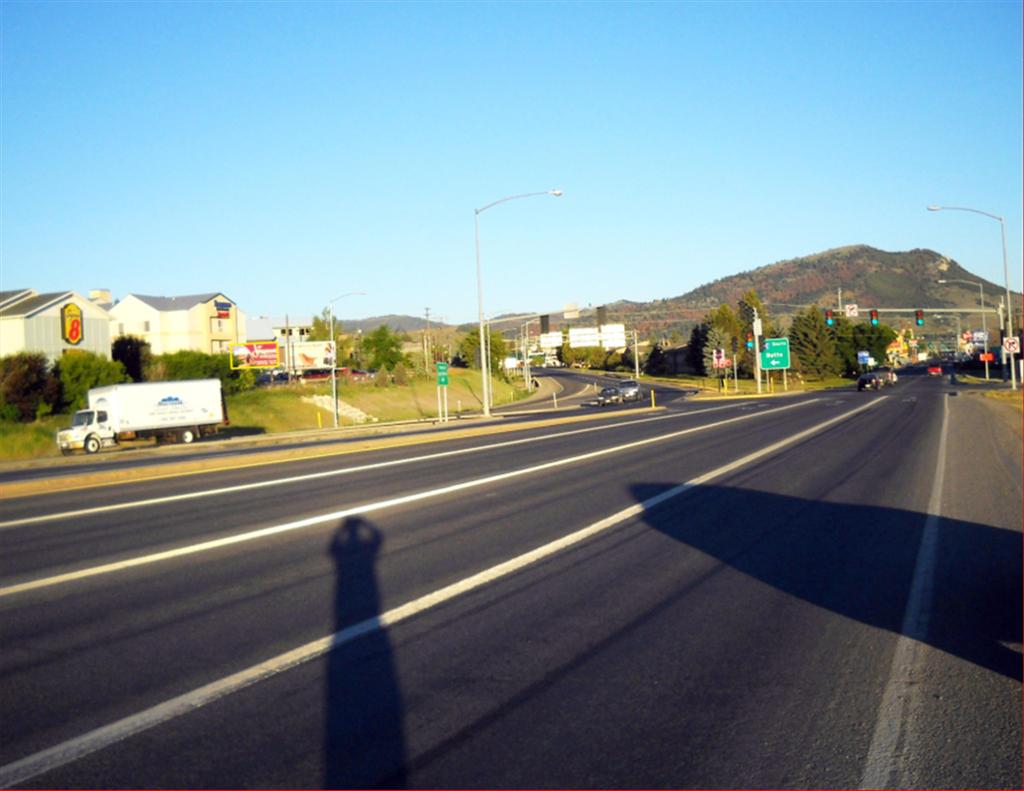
[1, 371, 1019, 788]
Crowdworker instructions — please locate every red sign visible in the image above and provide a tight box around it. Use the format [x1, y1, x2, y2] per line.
[230, 342, 279, 369]
[980, 352, 995, 362]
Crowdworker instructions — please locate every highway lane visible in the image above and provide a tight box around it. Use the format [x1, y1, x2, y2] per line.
[1, 373, 1019, 787]
[0, 395, 839, 577]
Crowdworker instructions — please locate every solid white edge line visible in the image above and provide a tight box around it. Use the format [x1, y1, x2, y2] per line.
[0, 396, 885, 788]
[0, 400, 819, 597]
[0, 403, 747, 529]
[859, 394, 948, 789]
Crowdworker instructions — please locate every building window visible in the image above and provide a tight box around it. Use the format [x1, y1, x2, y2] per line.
[118, 323, 124, 335]
[143, 321, 150, 332]
[211, 340, 230, 354]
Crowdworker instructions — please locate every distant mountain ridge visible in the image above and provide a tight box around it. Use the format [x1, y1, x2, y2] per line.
[339, 246, 1018, 339]
[605, 245, 1018, 337]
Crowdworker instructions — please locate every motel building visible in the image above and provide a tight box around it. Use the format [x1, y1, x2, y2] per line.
[0, 289, 113, 362]
[109, 293, 246, 355]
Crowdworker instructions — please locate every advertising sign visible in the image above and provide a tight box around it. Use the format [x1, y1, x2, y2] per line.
[857, 350, 870, 365]
[289, 341, 335, 370]
[61, 303, 84, 345]
[214, 300, 232, 318]
[230, 342, 279, 369]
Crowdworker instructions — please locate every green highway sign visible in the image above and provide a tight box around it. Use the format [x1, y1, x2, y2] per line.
[436, 361, 449, 386]
[760, 337, 791, 370]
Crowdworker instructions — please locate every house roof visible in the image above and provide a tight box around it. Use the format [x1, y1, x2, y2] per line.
[0, 291, 74, 318]
[0, 289, 35, 310]
[128, 293, 232, 311]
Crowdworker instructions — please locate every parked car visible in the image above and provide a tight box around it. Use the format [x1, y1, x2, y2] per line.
[857, 373, 883, 391]
[596, 386, 624, 406]
[617, 379, 642, 401]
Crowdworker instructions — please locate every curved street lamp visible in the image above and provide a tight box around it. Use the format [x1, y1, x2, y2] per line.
[928, 205, 1016, 390]
[326, 291, 366, 428]
[475, 189, 563, 416]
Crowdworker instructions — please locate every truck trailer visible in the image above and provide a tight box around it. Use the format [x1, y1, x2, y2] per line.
[56, 379, 227, 454]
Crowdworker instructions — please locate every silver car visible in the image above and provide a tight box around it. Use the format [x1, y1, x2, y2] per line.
[617, 379, 641, 401]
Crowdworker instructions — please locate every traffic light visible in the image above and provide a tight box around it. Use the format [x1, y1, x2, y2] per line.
[870, 309, 879, 326]
[915, 310, 924, 326]
[825, 308, 834, 326]
[745, 333, 754, 350]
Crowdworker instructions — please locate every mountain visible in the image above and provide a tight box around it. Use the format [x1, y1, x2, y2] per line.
[338, 314, 449, 333]
[603, 245, 1018, 339]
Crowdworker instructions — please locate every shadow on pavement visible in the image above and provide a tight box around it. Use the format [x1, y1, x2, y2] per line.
[633, 483, 1022, 682]
[324, 518, 406, 788]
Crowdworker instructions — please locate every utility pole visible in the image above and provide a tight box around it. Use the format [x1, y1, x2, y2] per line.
[424, 307, 431, 369]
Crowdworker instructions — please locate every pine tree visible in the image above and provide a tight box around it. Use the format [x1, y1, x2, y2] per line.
[790, 306, 841, 378]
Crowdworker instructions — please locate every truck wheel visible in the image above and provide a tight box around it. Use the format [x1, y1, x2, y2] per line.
[180, 428, 196, 444]
[84, 435, 101, 454]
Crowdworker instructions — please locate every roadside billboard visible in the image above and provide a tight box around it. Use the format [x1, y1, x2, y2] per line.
[288, 341, 336, 371]
[230, 342, 279, 369]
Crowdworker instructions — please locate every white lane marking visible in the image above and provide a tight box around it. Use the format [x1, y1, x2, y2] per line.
[0, 403, 752, 529]
[0, 400, 822, 597]
[860, 395, 948, 789]
[0, 396, 887, 788]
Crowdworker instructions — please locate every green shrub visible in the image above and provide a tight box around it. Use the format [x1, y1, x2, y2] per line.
[54, 351, 129, 412]
[0, 353, 62, 422]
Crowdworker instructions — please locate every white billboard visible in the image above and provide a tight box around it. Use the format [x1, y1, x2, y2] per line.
[288, 341, 335, 370]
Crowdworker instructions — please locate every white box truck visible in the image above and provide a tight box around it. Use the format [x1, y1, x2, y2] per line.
[56, 379, 227, 455]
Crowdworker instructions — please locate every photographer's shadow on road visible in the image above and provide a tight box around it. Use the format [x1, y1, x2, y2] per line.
[324, 517, 406, 788]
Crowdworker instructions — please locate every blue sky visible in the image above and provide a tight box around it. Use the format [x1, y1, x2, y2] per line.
[3, 1, 1021, 326]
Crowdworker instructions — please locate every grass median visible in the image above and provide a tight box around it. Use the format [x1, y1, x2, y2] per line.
[0, 368, 527, 462]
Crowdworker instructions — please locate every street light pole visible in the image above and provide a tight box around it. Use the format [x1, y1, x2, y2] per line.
[938, 278, 989, 380]
[326, 291, 366, 428]
[474, 189, 563, 417]
[928, 205, 1017, 390]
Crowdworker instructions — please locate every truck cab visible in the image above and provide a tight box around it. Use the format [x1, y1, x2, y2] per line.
[57, 409, 114, 455]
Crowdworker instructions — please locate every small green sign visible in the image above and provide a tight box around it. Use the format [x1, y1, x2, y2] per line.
[760, 337, 791, 370]
[436, 361, 449, 386]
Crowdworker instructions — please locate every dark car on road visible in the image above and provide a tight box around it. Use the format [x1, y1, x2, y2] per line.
[596, 386, 624, 406]
[857, 373, 883, 391]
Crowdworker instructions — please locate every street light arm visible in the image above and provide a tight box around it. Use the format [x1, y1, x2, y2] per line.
[927, 205, 1003, 222]
[327, 290, 367, 306]
[476, 190, 563, 215]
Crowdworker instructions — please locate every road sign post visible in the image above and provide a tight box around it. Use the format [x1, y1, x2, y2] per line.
[436, 362, 450, 422]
